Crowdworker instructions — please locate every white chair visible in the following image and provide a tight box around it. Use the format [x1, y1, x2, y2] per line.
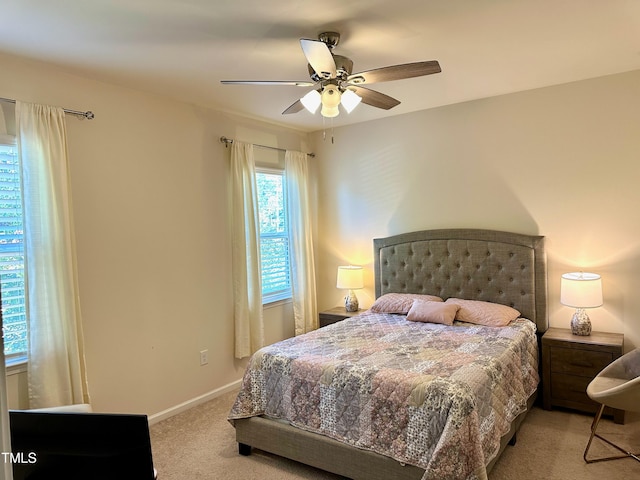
[584, 348, 640, 463]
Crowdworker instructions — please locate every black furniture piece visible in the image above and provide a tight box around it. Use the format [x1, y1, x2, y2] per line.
[9, 410, 156, 480]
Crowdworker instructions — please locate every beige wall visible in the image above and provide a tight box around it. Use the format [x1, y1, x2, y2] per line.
[0, 51, 307, 414]
[311, 70, 640, 352]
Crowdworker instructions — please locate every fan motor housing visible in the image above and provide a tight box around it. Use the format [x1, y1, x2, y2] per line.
[308, 54, 353, 82]
[318, 32, 340, 48]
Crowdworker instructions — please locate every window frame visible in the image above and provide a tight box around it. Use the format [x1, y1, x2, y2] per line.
[0, 134, 27, 366]
[255, 166, 292, 305]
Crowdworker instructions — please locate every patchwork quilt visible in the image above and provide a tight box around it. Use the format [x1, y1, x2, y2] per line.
[228, 311, 539, 480]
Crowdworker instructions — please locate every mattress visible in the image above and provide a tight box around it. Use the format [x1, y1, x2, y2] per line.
[229, 311, 539, 480]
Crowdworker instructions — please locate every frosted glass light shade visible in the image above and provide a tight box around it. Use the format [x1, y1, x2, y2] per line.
[321, 85, 341, 118]
[303, 86, 361, 117]
[321, 104, 339, 117]
[341, 89, 362, 113]
[336, 266, 364, 289]
[560, 272, 603, 308]
[301, 90, 321, 114]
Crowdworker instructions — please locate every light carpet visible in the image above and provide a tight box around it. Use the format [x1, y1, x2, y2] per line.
[149, 390, 639, 480]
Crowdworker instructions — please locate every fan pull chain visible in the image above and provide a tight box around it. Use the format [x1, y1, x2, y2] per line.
[321, 117, 335, 144]
[322, 115, 327, 142]
[331, 117, 334, 144]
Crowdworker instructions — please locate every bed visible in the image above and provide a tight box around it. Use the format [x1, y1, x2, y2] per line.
[229, 228, 548, 480]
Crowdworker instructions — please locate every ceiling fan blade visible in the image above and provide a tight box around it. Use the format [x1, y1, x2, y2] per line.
[282, 99, 305, 115]
[300, 39, 337, 79]
[348, 61, 441, 84]
[347, 86, 401, 110]
[221, 80, 315, 86]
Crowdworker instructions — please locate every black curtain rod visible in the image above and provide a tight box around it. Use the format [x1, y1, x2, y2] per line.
[220, 136, 315, 158]
[0, 97, 95, 120]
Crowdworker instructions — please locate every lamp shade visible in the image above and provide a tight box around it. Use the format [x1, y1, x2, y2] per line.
[321, 85, 341, 118]
[341, 89, 362, 113]
[301, 89, 321, 114]
[560, 272, 603, 308]
[336, 266, 364, 290]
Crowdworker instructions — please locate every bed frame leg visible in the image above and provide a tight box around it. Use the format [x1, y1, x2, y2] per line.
[508, 432, 517, 446]
[238, 443, 252, 456]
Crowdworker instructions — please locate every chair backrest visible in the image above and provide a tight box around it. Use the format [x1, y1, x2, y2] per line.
[588, 348, 640, 412]
[600, 348, 640, 380]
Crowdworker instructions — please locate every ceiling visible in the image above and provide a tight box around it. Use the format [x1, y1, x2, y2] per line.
[2, 0, 640, 132]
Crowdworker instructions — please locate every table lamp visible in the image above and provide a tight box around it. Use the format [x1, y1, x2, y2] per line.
[336, 266, 364, 312]
[560, 272, 603, 336]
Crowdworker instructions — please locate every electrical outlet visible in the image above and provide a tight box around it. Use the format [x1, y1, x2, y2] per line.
[200, 349, 208, 366]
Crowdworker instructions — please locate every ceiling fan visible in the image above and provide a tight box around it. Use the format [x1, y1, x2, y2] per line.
[221, 32, 441, 118]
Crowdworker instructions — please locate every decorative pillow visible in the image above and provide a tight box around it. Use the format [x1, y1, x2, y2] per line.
[370, 293, 443, 314]
[445, 298, 521, 327]
[407, 300, 459, 326]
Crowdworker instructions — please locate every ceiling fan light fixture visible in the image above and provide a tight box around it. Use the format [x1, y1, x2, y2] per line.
[341, 89, 362, 113]
[300, 89, 321, 114]
[320, 85, 341, 118]
[321, 104, 340, 118]
[223, 32, 442, 122]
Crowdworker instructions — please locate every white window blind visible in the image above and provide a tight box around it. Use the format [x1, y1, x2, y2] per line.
[0, 141, 26, 359]
[256, 169, 291, 303]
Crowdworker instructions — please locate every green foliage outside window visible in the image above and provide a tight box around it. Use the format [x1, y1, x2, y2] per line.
[0, 144, 26, 357]
[256, 170, 291, 302]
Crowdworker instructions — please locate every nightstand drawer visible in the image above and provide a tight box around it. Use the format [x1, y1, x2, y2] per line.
[550, 372, 592, 404]
[541, 327, 625, 424]
[549, 347, 613, 377]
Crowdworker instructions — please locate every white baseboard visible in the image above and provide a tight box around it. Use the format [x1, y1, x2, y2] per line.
[147, 379, 242, 425]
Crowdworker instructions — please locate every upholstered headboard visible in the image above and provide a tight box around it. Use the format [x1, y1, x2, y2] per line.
[373, 229, 548, 332]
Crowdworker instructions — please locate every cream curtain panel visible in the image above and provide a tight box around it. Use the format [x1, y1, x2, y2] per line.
[230, 141, 264, 359]
[1, 315, 13, 480]
[285, 151, 318, 335]
[16, 102, 90, 408]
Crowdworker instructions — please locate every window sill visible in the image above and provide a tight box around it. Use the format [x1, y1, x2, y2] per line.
[6, 355, 28, 376]
[263, 298, 293, 310]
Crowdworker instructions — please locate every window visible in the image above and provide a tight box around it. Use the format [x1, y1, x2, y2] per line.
[256, 168, 291, 304]
[0, 140, 26, 361]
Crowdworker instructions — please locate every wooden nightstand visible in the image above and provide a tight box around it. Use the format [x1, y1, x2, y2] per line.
[542, 327, 625, 423]
[318, 306, 362, 328]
